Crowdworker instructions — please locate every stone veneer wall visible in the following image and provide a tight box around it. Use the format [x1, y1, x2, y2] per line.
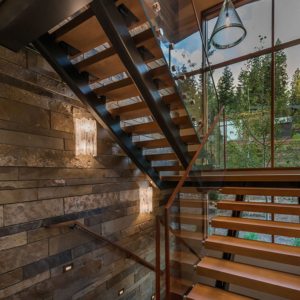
[0, 45, 172, 300]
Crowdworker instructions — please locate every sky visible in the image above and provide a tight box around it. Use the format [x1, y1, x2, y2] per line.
[167, 0, 300, 90]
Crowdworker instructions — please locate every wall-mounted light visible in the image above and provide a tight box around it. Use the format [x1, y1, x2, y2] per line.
[151, 295, 156, 299]
[118, 288, 124, 296]
[75, 118, 97, 156]
[140, 187, 153, 214]
[63, 263, 74, 272]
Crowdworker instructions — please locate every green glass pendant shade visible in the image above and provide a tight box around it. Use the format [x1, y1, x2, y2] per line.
[210, 0, 247, 49]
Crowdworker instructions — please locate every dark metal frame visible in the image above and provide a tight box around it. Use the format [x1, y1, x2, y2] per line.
[90, 0, 193, 170]
[33, 32, 173, 190]
[215, 194, 245, 290]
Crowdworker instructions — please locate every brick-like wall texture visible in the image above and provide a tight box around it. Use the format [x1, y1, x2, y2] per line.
[0, 46, 172, 300]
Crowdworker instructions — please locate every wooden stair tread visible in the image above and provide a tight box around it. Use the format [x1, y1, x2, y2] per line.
[93, 65, 173, 101]
[122, 119, 196, 135]
[109, 95, 184, 120]
[53, 0, 148, 57]
[197, 257, 300, 300]
[174, 230, 204, 242]
[171, 250, 199, 266]
[170, 212, 207, 225]
[172, 199, 208, 208]
[134, 138, 170, 149]
[217, 201, 300, 215]
[170, 212, 205, 220]
[144, 153, 178, 161]
[171, 277, 192, 298]
[211, 216, 300, 238]
[221, 187, 300, 197]
[134, 135, 198, 149]
[153, 165, 184, 172]
[205, 235, 300, 266]
[123, 122, 161, 135]
[161, 174, 300, 182]
[74, 29, 161, 82]
[187, 283, 254, 300]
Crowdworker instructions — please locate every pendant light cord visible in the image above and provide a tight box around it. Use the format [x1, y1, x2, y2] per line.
[190, 0, 220, 111]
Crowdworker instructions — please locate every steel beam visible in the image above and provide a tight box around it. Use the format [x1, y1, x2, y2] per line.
[33, 33, 173, 190]
[90, 0, 192, 170]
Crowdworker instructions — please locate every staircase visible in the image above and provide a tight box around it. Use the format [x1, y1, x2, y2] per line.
[30, 0, 206, 191]
[162, 178, 300, 300]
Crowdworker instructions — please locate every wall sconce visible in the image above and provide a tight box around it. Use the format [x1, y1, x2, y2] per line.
[75, 118, 97, 156]
[140, 187, 153, 214]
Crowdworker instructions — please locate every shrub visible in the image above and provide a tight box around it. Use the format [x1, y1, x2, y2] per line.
[243, 232, 259, 241]
[292, 238, 300, 247]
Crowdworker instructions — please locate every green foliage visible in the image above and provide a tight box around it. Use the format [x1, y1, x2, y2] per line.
[208, 191, 219, 200]
[292, 238, 300, 247]
[243, 232, 259, 241]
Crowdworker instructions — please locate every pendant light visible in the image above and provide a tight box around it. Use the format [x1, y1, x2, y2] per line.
[210, 0, 247, 49]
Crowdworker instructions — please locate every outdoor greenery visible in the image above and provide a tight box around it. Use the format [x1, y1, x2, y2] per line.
[292, 238, 300, 247]
[243, 232, 259, 241]
[176, 37, 300, 169]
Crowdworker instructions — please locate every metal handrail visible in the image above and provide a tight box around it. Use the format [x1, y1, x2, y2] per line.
[46, 220, 164, 276]
[164, 106, 225, 299]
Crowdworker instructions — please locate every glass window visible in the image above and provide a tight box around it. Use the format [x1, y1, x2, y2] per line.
[207, 56, 271, 169]
[207, 0, 272, 66]
[275, 0, 300, 45]
[274, 44, 300, 167]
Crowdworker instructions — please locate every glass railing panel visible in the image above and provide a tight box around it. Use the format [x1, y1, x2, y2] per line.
[139, 0, 217, 140]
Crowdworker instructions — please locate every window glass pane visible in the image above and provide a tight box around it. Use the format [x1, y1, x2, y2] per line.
[207, 0, 272, 66]
[208, 55, 271, 169]
[275, 0, 300, 45]
[274, 44, 300, 167]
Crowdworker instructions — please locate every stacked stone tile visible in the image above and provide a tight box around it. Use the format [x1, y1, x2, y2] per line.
[0, 46, 171, 300]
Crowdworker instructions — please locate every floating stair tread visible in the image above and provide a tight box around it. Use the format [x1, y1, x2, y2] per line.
[153, 165, 184, 172]
[217, 201, 300, 215]
[144, 152, 196, 161]
[170, 212, 205, 221]
[123, 122, 161, 135]
[74, 29, 160, 81]
[161, 174, 300, 182]
[171, 250, 199, 266]
[93, 65, 173, 101]
[186, 283, 254, 300]
[205, 235, 300, 266]
[53, 0, 148, 56]
[134, 138, 170, 149]
[173, 199, 208, 208]
[109, 96, 185, 120]
[174, 230, 204, 242]
[221, 187, 300, 197]
[197, 257, 300, 300]
[170, 212, 207, 225]
[211, 216, 300, 238]
[171, 277, 193, 299]
[144, 153, 178, 161]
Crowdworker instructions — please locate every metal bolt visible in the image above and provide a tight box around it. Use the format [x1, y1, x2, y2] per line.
[153, 2, 161, 12]
[190, 99, 195, 105]
[171, 65, 176, 72]
[169, 43, 175, 50]
[156, 28, 164, 38]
